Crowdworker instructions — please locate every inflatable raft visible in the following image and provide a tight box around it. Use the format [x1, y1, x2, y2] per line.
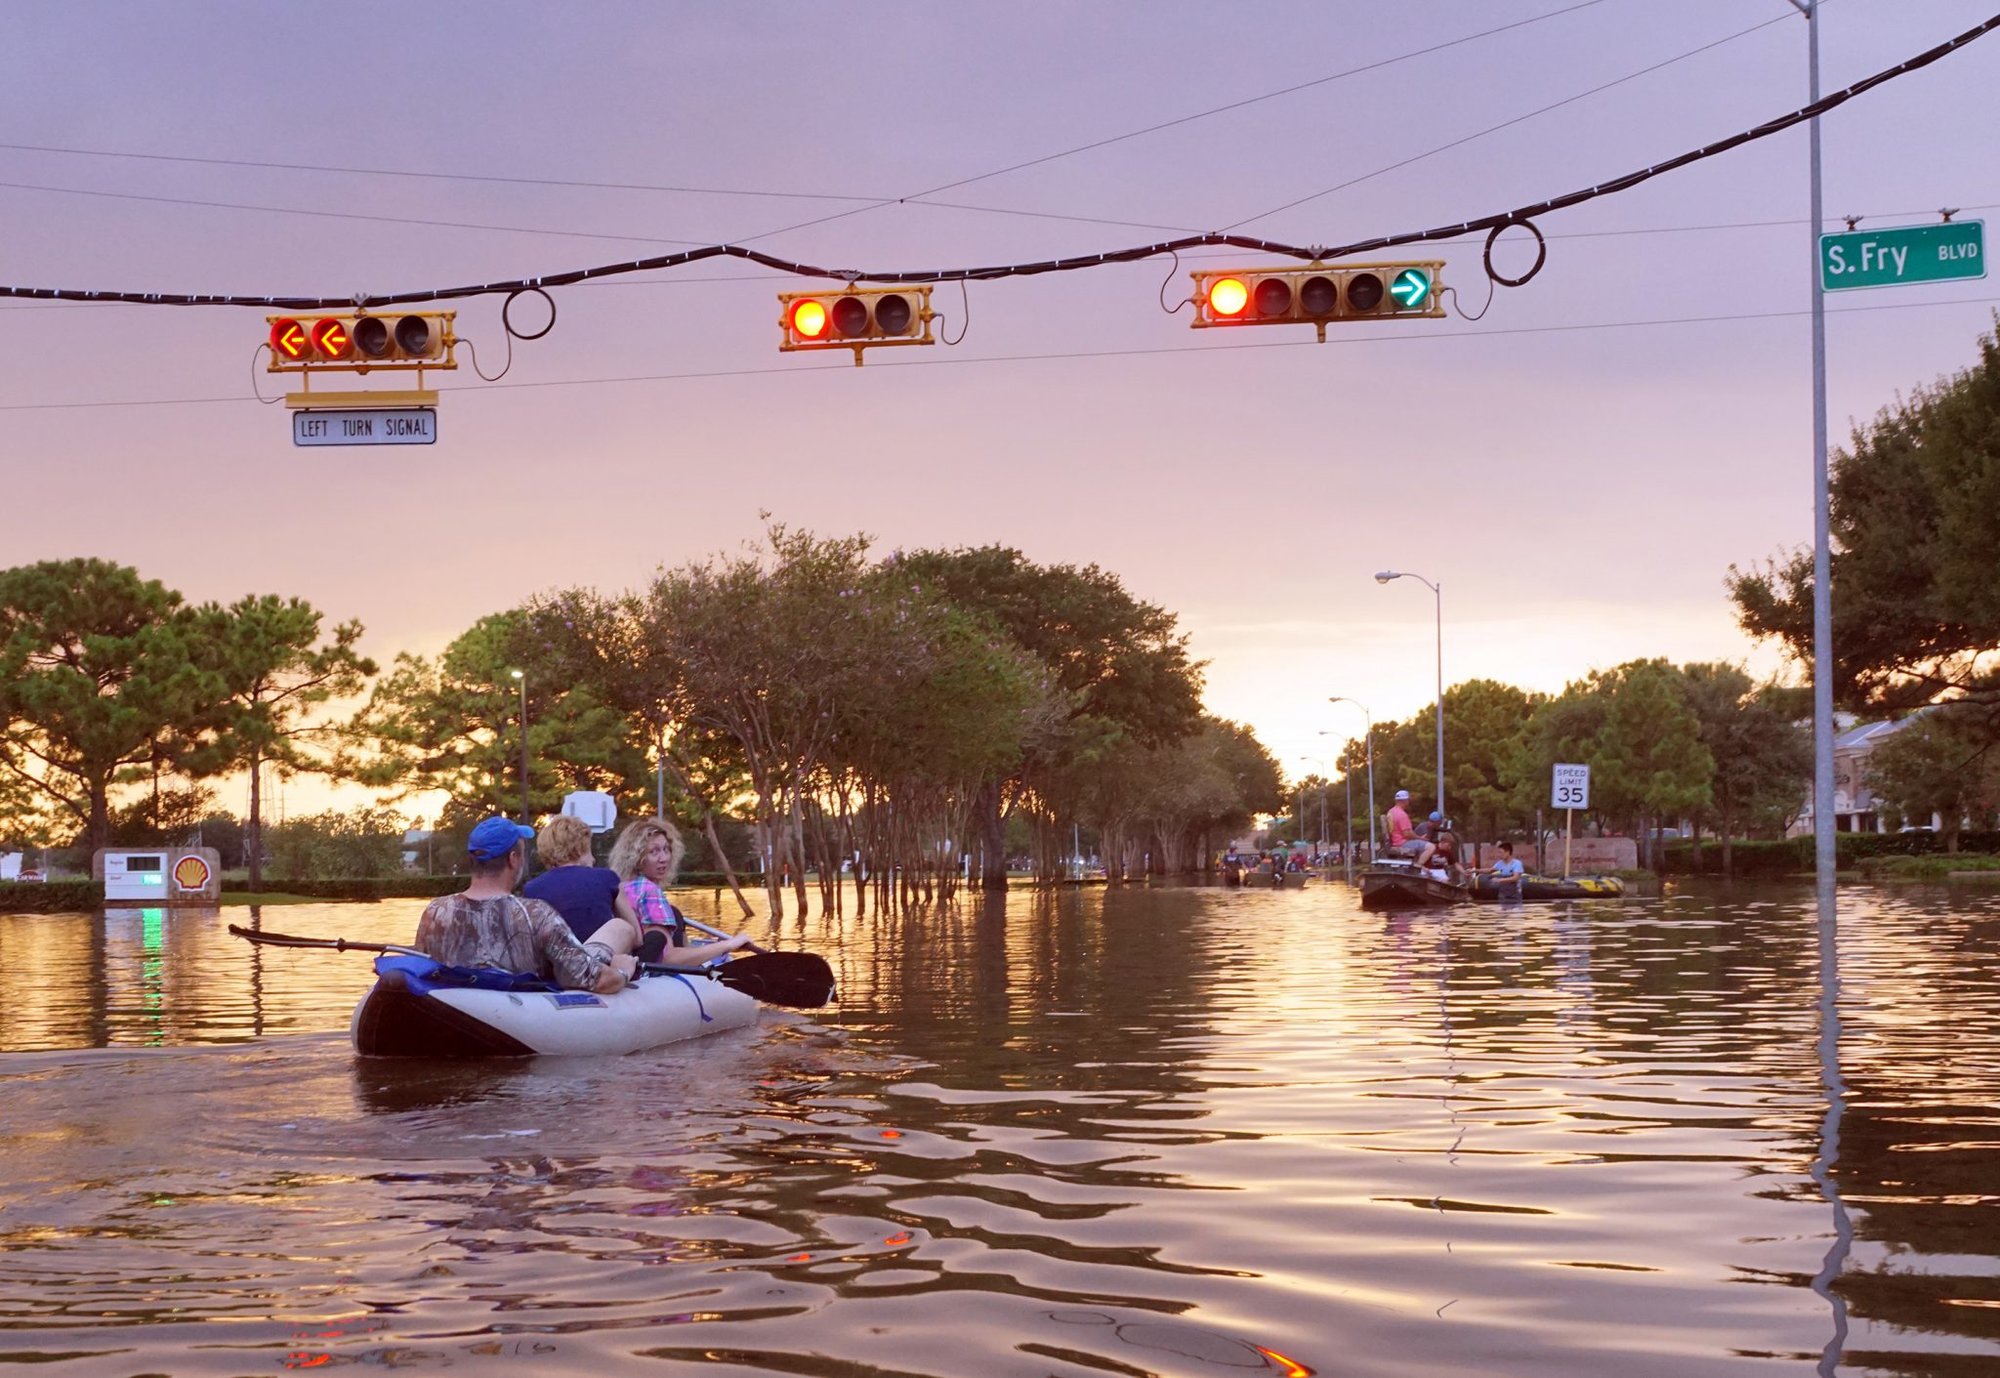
[351, 953, 760, 1057]
[1470, 872, 1625, 901]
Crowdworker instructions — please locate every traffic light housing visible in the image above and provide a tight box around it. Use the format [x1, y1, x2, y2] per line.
[778, 286, 935, 365]
[266, 310, 458, 374]
[1190, 262, 1444, 340]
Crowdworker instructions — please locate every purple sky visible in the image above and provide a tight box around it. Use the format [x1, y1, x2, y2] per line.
[6, 2, 1997, 807]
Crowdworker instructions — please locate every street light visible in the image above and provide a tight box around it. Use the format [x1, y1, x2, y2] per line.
[509, 668, 529, 824]
[1375, 570, 1445, 819]
[1326, 698, 1375, 872]
[1297, 755, 1331, 858]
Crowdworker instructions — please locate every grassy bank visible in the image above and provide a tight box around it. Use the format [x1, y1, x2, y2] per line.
[1860, 853, 2000, 881]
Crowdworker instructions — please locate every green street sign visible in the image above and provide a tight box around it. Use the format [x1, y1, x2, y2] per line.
[1819, 220, 1984, 292]
[1389, 267, 1432, 308]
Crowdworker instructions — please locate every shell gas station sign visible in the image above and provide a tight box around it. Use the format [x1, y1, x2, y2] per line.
[96, 847, 222, 902]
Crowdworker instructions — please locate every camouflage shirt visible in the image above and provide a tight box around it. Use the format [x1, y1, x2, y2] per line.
[413, 893, 607, 991]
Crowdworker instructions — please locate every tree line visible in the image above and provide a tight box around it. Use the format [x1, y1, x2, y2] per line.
[1301, 662, 1810, 872]
[0, 532, 1282, 912]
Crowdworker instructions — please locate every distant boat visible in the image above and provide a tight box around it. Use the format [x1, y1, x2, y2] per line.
[1359, 860, 1470, 910]
[1250, 860, 1313, 887]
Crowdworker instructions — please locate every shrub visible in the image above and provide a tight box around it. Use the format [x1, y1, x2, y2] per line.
[226, 875, 461, 901]
[0, 879, 101, 913]
[1861, 852, 2000, 880]
[1662, 831, 2000, 876]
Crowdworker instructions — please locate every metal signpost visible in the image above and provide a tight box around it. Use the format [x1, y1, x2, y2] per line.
[293, 408, 438, 447]
[1819, 220, 1984, 292]
[1551, 763, 1590, 879]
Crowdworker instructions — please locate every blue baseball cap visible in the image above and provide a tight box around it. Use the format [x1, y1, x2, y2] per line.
[467, 816, 535, 861]
[1428, 811, 1443, 822]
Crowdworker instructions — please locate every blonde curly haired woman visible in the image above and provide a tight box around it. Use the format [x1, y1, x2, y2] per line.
[609, 815, 753, 967]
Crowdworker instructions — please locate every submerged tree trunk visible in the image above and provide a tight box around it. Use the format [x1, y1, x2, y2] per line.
[975, 780, 1007, 890]
[703, 813, 755, 918]
[247, 754, 264, 892]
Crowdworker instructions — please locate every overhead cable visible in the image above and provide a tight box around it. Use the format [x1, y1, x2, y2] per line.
[0, 12, 1993, 311]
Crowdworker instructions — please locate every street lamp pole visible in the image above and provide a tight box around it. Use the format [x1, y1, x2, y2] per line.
[1326, 698, 1375, 868]
[1376, 570, 1445, 819]
[510, 669, 529, 823]
[1784, 0, 1835, 890]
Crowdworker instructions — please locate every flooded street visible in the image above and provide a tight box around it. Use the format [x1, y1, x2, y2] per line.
[2, 881, 1997, 1376]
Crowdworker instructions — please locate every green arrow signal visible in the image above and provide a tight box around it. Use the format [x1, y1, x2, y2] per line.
[1389, 268, 1431, 308]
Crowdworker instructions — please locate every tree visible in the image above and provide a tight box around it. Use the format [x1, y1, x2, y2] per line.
[1679, 662, 1811, 873]
[1505, 677, 1610, 830]
[1864, 709, 1999, 853]
[108, 783, 217, 847]
[1074, 717, 1282, 876]
[0, 559, 224, 853]
[187, 595, 377, 891]
[1440, 679, 1543, 841]
[1731, 321, 2000, 715]
[896, 545, 1205, 886]
[1592, 660, 1713, 866]
[354, 611, 647, 839]
[266, 807, 409, 881]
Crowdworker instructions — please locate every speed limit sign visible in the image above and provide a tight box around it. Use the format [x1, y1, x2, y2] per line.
[1552, 763, 1591, 809]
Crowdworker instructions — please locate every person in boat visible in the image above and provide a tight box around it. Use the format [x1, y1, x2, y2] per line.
[523, 813, 648, 957]
[1428, 826, 1468, 884]
[608, 815, 755, 966]
[414, 816, 635, 994]
[1385, 790, 1438, 868]
[1483, 840, 1527, 900]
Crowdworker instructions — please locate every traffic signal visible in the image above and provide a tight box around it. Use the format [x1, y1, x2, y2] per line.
[1190, 262, 1445, 341]
[266, 311, 457, 373]
[778, 286, 934, 365]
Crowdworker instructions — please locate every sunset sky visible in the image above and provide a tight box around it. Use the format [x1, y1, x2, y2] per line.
[6, 2, 1997, 813]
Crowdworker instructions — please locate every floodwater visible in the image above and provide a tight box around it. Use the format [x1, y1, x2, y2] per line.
[2, 882, 1997, 1378]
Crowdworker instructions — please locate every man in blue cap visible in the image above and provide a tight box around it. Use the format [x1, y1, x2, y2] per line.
[413, 816, 636, 994]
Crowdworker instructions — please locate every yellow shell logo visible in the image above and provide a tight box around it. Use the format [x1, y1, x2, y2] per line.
[173, 855, 212, 891]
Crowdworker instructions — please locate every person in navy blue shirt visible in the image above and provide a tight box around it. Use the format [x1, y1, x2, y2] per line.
[523, 814, 644, 955]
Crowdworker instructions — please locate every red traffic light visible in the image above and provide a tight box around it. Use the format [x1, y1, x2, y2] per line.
[1190, 262, 1445, 339]
[790, 298, 830, 340]
[778, 286, 934, 364]
[310, 318, 352, 359]
[271, 318, 308, 360]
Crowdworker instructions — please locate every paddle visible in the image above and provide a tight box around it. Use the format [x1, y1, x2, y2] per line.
[650, 950, 834, 1009]
[229, 924, 424, 957]
[672, 915, 836, 1009]
[228, 924, 835, 1010]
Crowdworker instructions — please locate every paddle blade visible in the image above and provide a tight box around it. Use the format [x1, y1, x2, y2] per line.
[706, 952, 835, 1009]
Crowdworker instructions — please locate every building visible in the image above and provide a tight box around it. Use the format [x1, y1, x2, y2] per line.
[1790, 715, 1925, 836]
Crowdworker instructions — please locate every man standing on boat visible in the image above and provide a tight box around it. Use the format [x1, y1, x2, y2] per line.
[414, 817, 636, 995]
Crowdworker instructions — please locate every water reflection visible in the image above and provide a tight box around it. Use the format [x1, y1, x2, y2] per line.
[0, 884, 1997, 1375]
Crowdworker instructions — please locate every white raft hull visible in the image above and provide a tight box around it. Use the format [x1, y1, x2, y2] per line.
[351, 955, 759, 1057]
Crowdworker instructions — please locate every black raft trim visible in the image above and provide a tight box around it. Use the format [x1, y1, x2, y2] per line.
[353, 966, 538, 1058]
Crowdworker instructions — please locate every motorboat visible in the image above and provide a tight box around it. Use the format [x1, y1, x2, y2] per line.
[1359, 860, 1471, 910]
